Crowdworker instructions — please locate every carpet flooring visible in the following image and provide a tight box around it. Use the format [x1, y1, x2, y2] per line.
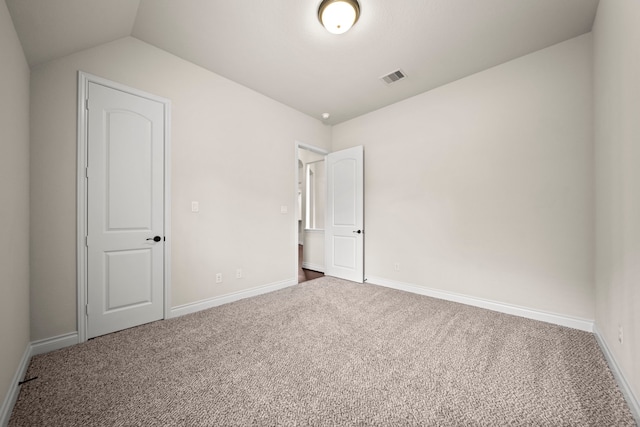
[9, 277, 635, 426]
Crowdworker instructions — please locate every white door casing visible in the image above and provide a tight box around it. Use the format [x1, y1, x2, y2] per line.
[324, 146, 364, 283]
[78, 74, 170, 340]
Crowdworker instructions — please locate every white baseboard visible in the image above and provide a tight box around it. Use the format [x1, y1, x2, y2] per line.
[30, 332, 79, 357]
[301, 262, 324, 273]
[366, 276, 594, 332]
[170, 278, 298, 318]
[593, 325, 640, 424]
[0, 344, 30, 427]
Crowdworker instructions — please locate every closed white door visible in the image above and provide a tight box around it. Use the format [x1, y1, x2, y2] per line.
[86, 82, 165, 339]
[325, 146, 364, 282]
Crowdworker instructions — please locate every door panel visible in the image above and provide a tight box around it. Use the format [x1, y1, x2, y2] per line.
[87, 82, 165, 338]
[333, 236, 356, 269]
[325, 146, 364, 282]
[106, 111, 153, 230]
[333, 158, 356, 225]
[105, 249, 152, 311]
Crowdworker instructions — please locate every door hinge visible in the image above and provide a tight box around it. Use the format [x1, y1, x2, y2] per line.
[85, 167, 89, 178]
[85, 304, 89, 316]
[85, 99, 89, 110]
[85, 236, 89, 247]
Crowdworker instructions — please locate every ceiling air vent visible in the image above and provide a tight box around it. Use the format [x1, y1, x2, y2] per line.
[381, 69, 407, 85]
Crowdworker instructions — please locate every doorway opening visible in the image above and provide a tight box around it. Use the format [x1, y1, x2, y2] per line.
[295, 142, 328, 283]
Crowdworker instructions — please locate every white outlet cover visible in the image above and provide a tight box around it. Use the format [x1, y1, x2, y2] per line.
[280, 205, 288, 214]
[191, 201, 199, 212]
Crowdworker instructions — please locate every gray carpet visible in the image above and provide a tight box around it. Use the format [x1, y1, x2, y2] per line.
[9, 277, 635, 426]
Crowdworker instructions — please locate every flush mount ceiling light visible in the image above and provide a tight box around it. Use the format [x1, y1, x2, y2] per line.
[318, 0, 360, 34]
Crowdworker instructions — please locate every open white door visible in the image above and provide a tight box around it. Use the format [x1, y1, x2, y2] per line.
[86, 82, 166, 338]
[325, 146, 364, 283]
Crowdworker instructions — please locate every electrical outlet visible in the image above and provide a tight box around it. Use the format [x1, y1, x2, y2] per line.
[236, 268, 242, 279]
[618, 325, 624, 344]
[191, 201, 199, 212]
[216, 273, 222, 284]
[394, 262, 400, 271]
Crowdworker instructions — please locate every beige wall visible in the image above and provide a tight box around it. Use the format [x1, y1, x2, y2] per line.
[29, 36, 331, 340]
[333, 34, 594, 320]
[593, 0, 640, 404]
[0, 0, 30, 414]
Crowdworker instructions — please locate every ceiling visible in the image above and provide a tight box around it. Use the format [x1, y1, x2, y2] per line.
[6, 0, 599, 124]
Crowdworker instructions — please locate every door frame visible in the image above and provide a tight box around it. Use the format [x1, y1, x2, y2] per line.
[294, 141, 329, 281]
[76, 71, 172, 343]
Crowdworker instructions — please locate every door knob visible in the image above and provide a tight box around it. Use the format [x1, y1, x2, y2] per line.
[146, 236, 162, 242]
[353, 230, 362, 234]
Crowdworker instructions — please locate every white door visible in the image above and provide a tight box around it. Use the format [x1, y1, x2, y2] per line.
[325, 146, 364, 282]
[86, 82, 165, 338]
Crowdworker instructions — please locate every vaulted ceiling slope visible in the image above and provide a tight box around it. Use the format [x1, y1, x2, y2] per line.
[7, 0, 599, 124]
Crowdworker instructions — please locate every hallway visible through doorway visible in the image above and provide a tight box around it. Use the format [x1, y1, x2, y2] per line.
[298, 244, 323, 283]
